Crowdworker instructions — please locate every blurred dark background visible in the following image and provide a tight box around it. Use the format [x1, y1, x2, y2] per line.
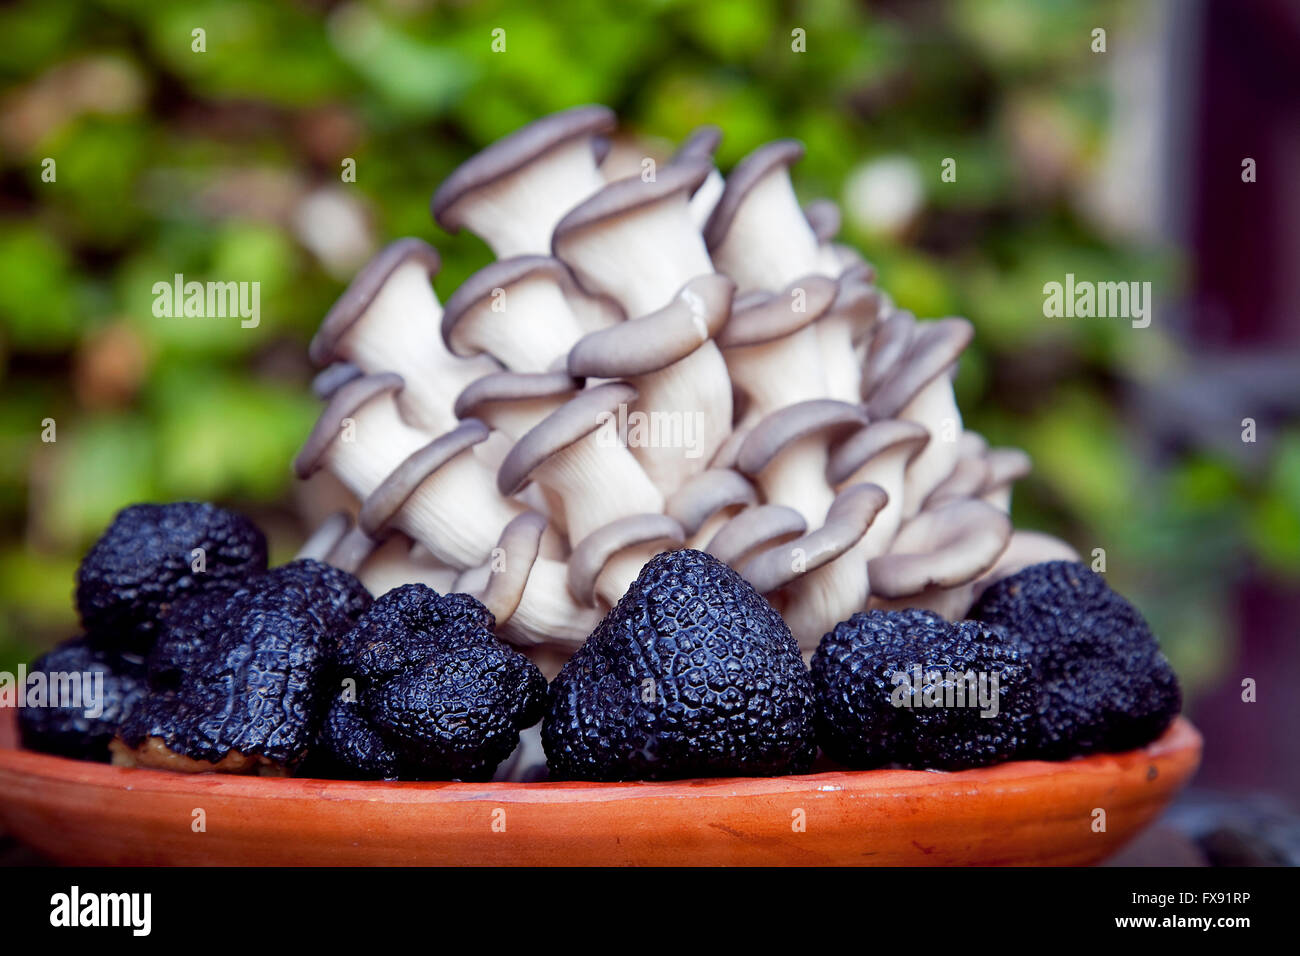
[1, 0, 1297, 860]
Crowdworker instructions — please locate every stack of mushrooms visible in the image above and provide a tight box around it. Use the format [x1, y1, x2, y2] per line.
[294, 105, 1078, 671]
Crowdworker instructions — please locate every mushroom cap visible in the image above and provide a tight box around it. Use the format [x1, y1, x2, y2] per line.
[551, 158, 713, 253]
[311, 361, 363, 401]
[924, 456, 991, 509]
[830, 271, 883, 342]
[980, 447, 1033, 493]
[664, 468, 759, 536]
[496, 381, 639, 496]
[357, 418, 491, 537]
[705, 503, 807, 568]
[860, 310, 917, 401]
[476, 511, 548, 623]
[431, 104, 616, 230]
[866, 317, 974, 419]
[703, 139, 804, 251]
[867, 498, 1012, 599]
[323, 524, 383, 575]
[567, 513, 685, 606]
[803, 199, 842, 244]
[826, 419, 931, 486]
[972, 530, 1080, 599]
[309, 239, 441, 366]
[717, 274, 839, 349]
[566, 273, 734, 377]
[293, 371, 405, 480]
[453, 369, 582, 421]
[739, 483, 888, 592]
[671, 125, 722, 166]
[736, 399, 869, 478]
[440, 255, 576, 357]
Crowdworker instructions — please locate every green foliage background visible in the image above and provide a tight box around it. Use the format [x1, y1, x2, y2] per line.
[1, 0, 1296, 692]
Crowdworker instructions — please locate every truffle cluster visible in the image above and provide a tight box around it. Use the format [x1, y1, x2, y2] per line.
[292, 105, 1078, 668]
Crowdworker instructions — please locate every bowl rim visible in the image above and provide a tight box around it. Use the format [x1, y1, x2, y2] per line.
[0, 708, 1201, 802]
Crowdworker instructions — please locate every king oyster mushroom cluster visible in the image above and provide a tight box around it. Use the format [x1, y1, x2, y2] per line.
[293, 105, 1080, 668]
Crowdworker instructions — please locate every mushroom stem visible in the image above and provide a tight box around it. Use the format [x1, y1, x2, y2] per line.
[897, 375, 963, 517]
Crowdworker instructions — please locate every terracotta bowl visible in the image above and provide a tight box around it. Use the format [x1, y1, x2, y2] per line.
[0, 709, 1200, 866]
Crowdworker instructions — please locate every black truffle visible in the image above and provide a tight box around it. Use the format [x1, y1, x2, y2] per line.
[75, 501, 268, 653]
[810, 609, 1036, 771]
[314, 585, 546, 781]
[542, 549, 817, 781]
[17, 637, 148, 763]
[116, 559, 370, 772]
[971, 560, 1181, 758]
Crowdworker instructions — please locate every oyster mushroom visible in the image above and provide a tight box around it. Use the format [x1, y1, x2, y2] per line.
[804, 198, 869, 277]
[717, 275, 838, 427]
[979, 447, 1033, 512]
[496, 382, 664, 545]
[327, 526, 459, 596]
[566, 273, 735, 492]
[441, 256, 590, 372]
[431, 104, 615, 258]
[867, 498, 1012, 620]
[826, 418, 930, 559]
[552, 158, 715, 317]
[704, 140, 822, 293]
[311, 362, 362, 401]
[740, 483, 889, 652]
[816, 269, 882, 404]
[355, 418, 526, 570]
[665, 468, 759, 550]
[736, 399, 869, 527]
[705, 503, 807, 570]
[309, 239, 495, 433]
[866, 317, 974, 519]
[567, 513, 685, 609]
[456, 511, 601, 651]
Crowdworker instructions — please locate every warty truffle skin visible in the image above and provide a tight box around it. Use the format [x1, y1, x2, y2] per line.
[17, 637, 149, 763]
[542, 549, 818, 781]
[75, 501, 268, 653]
[810, 609, 1036, 771]
[118, 559, 371, 769]
[314, 584, 547, 781]
[970, 560, 1182, 759]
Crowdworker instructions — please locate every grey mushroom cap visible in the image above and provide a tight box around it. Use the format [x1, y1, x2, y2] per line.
[739, 483, 888, 593]
[440, 255, 575, 357]
[476, 511, 548, 623]
[924, 456, 991, 509]
[671, 125, 723, 166]
[295, 511, 353, 563]
[860, 310, 917, 401]
[496, 381, 639, 496]
[293, 371, 405, 480]
[357, 418, 491, 537]
[826, 419, 931, 486]
[664, 468, 759, 536]
[803, 199, 842, 244]
[566, 273, 734, 377]
[831, 271, 883, 336]
[981, 447, 1033, 494]
[322, 524, 383, 575]
[567, 513, 685, 606]
[717, 275, 838, 349]
[312, 361, 363, 401]
[866, 317, 974, 419]
[703, 139, 805, 251]
[551, 158, 712, 253]
[736, 399, 870, 478]
[592, 134, 612, 166]
[453, 370, 582, 421]
[867, 498, 1012, 599]
[431, 104, 616, 230]
[309, 239, 441, 367]
[705, 503, 807, 568]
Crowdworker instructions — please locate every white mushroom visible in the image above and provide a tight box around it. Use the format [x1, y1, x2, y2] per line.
[431, 105, 614, 258]
[665, 468, 759, 550]
[826, 419, 930, 559]
[309, 239, 495, 433]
